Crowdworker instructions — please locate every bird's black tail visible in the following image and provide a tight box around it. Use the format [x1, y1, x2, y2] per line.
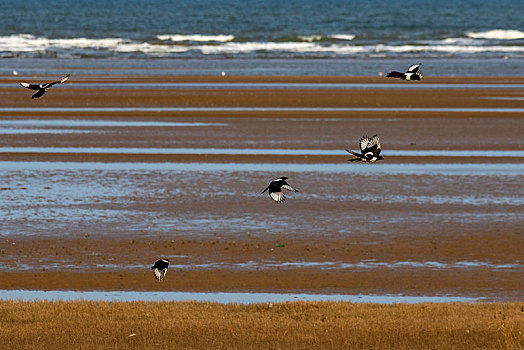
[31, 90, 46, 99]
[345, 149, 361, 157]
[260, 185, 270, 195]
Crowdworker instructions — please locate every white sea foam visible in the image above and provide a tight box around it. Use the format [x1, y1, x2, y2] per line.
[197, 42, 524, 55]
[198, 41, 322, 54]
[330, 34, 356, 41]
[1, 33, 523, 57]
[466, 29, 524, 40]
[439, 37, 478, 45]
[298, 35, 322, 42]
[113, 42, 189, 54]
[298, 34, 356, 42]
[0, 34, 124, 52]
[156, 34, 234, 42]
[373, 44, 524, 54]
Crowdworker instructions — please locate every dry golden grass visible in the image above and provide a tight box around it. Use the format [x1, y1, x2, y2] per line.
[0, 300, 522, 349]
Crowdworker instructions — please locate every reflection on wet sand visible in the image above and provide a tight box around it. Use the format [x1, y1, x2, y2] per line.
[0, 76, 522, 301]
[1, 147, 523, 157]
[0, 289, 481, 303]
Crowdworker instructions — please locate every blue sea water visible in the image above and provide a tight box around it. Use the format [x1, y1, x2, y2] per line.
[0, 0, 523, 60]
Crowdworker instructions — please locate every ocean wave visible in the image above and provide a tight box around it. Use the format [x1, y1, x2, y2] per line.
[156, 34, 234, 42]
[330, 34, 356, 41]
[1, 33, 523, 58]
[298, 35, 322, 42]
[197, 42, 524, 55]
[0, 34, 125, 52]
[298, 34, 356, 42]
[438, 38, 478, 45]
[466, 29, 524, 40]
[0, 34, 190, 55]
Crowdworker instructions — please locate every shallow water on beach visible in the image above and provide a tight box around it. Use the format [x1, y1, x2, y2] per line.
[1, 163, 522, 239]
[4, 82, 524, 90]
[0, 161, 523, 174]
[2, 259, 520, 273]
[0, 289, 482, 304]
[1, 70, 522, 299]
[1, 147, 523, 158]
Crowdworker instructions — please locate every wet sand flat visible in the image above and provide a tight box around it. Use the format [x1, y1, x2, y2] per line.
[0, 75, 522, 301]
[0, 234, 522, 301]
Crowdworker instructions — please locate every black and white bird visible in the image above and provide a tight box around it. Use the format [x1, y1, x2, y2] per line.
[260, 176, 298, 203]
[346, 134, 384, 163]
[386, 63, 422, 80]
[151, 259, 169, 281]
[20, 74, 71, 98]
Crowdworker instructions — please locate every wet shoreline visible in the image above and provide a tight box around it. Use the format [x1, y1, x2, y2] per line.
[0, 75, 522, 302]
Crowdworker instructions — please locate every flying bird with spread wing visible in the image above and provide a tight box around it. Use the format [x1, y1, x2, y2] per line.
[386, 63, 422, 80]
[346, 134, 384, 163]
[260, 176, 299, 203]
[20, 74, 71, 98]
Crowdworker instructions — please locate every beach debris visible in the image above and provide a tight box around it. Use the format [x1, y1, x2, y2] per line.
[151, 259, 169, 281]
[221, 71, 226, 76]
[275, 243, 285, 247]
[12, 70, 18, 76]
[346, 134, 384, 163]
[386, 63, 423, 80]
[20, 73, 71, 99]
[127, 333, 137, 338]
[260, 176, 299, 203]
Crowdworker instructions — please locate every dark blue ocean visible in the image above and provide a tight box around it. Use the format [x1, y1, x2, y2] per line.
[0, 0, 523, 75]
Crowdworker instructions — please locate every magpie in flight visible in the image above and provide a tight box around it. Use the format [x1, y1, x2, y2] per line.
[151, 259, 169, 281]
[386, 63, 422, 80]
[346, 134, 384, 163]
[20, 74, 71, 98]
[260, 176, 298, 203]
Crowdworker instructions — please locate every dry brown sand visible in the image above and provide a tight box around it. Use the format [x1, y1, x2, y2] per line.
[0, 75, 522, 300]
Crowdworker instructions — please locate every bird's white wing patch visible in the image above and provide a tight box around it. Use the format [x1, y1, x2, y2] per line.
[20, 83, 42, 90]
[359, 135, 373, 151]
[407, 64, 420, 73]
[372, 134, 381, 150]
[281, 184, 296, 192]
[270, 191, 285, 203]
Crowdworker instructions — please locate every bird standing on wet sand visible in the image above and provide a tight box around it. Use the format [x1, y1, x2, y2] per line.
[346, 134, 384, 163]
[151, 259, 169, 281]
[386, 63, 422, 80]
[20, 74, 71, 98]
[260, 176, 299, 203]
